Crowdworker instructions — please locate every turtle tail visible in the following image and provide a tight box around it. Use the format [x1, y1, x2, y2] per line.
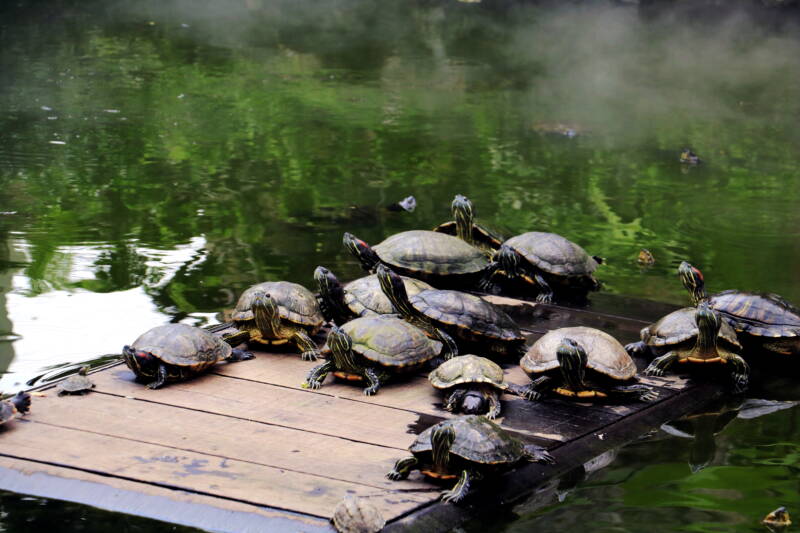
[431, 424, 456, 471]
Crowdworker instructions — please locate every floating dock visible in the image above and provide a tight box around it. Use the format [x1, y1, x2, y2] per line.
[0, 293, 723, 532]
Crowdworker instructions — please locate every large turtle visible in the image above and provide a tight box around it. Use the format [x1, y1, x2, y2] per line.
[343, 231, 490, 288]
[429, 355, 520, 419]
[314, 266, 433, 325]
[627, 302, 749, 392]
[0, 392, 31, 426]
[56, 366, 95, 395]
[481, 232, 602, 303]
[377, 265, 526, 358]
[303, 315, 447, 396]
[520, 326, 656, 402]
[232, 281, 324, 361]
[387, 415, 555, 503]
[122, 324, 254, 389]
[433, 194, 504, 252]
[680, 261, 800, 356]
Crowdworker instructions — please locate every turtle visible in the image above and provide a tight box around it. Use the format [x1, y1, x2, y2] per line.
[520, 326, 657, 402]
[122, 323, 254, 389]
[680, 148, 701, 165]
[232, 281, 324, 361]
[429, 354, 521, 419]
[762, 507, 792, 531]
[331, 495, 385, 533]
[314, 266, 433, 325]
[56, 366, 95, 395]
[679, 261, 800, 356]
[386, 414, 555, 503]
[432, 194, 504, 252]
[481, 232, 602, 303]
[343, 230, 490, 288]
[627, 302, 749, 392]
[0, 391, 31, 426]
[377, 264, 526, 358]
[637, 249, 655, 266]
[303, 315, 447, 396]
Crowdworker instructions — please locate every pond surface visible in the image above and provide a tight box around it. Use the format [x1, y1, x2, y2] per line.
[1, 0, 799, 531]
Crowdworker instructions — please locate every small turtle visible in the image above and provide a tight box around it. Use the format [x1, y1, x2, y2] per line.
[331, 494, 385, 533]
[637, 249, 655, 266]
[429, 355, 520, 419]
[303, 315, 447, 396]
[0, 391, 31, 426]
[232, 281, 324, 361]
[387, 415, 555, 503]
[433, 194, 504, 252]
[314, 266, 433, 326]
[680, 148, 701, 165]
[680, 261, 800, 356]
[520, 327, 657, 402]
[627, 302, 749, 392]
[57, 366, 95, 395]
[122, 324, 254, 389]
[481, 232, 602, 303]
[762, 507, 792, 531]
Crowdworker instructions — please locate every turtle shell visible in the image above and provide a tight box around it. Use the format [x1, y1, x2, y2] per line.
[0, 401, 18, 424]
[709, 291, 800, 338]
[128, 323, 231, 370]
[429, 354, 507, 390]
[640, 307, 741, 348]
[331, 495, 385, 533]
[345, 274, 433, 316]
[504, 232, 598, 277]
[410, 415, 524, 465]
[374, 230, 489, 276]
[410, 290, 525, 343]
[57, 371, 94, 394]
[232, 281, 323, 327]
[340, 315, 442, 368]
[521, 326, 635, 380]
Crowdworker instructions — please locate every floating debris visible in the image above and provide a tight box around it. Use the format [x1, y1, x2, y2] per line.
[386, 195, 416, 213]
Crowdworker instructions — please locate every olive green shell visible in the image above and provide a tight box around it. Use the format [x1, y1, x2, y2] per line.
[57, 372, 94, 394]
[0, 401, 19, 424]
[331, 495, 385, 533]
[373, 230, 489, 276]
[429, 354, 508, 391]
[410, 290, 525, 342]
[410, 415, 525, 465]
[522, 326, 635, 380]
[232, 281, 324, 327]
[345, 274, 433, 316]
[129, 323, 232, 370]
[340, 315, 442, 368]
[709, 291, 800, 338]
[640, 307, 741, 348]
[504, 232, 598, 277]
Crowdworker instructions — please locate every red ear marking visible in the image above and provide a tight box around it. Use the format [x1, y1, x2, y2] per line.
[692, 267, 704, 282]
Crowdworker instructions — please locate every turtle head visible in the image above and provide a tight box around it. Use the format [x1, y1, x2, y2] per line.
[376, 264, 411, 313]
[452, 194, 474, 242]
[78, 366, 90, 376]
[556, 338, 588, 391]
[460, 390, 488, 415]
[431, 423, 456, 471]
[679, 261, 707, 305]
[313, 266, 339, 293]
[253, 292, 281, 333]
[495, 244, 521, 278]
[763, 507, 792, 529]
[327, 326, 357, 371]
[314, 266, 346, 322]
[343, 232, 380, 273]
[10, 391, 31, 415]
[695, 301, 721, 340]
[122, 345, 158, 377]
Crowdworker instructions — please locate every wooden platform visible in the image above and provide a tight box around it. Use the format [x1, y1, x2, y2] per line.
[0, 293, 724, 532]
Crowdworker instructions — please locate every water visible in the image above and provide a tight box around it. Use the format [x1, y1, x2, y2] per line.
[1, 0, 799, 531]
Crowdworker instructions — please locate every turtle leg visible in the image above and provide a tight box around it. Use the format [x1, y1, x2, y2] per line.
[387, 456, 418, 480]
[519, 375, 555, 401]
[726, 353, 750, 393]
[146, 364, 168, 390]
[444, 388, 466, 413]
[485, 390, 502, 420]
[303, 360, 335, 390]
[362, 367, 384, 396]
[441, 470, 480, 504]
[606, 383, 659, 402]
[478, 262, 501, 291]
[644, 351, 679, 377]
[533, 273, 555, 304]
[761, 339, 799, 356]
[226, 348, 255, 362]
[523, 444, 556, 464]
[290, 329, 320, 361]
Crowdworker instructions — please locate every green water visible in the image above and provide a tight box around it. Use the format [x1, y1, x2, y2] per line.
[1, 0, 799, 531]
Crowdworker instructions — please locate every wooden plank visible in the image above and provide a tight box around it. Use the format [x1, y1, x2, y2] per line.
[0, 456, 333, 533]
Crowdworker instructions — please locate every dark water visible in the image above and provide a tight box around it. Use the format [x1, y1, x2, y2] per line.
[1, 0, 799, 531]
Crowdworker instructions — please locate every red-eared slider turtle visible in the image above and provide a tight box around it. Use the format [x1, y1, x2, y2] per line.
[481, 232, 602, 303]
[763, 507, 792, 531]
[314, 266, 433, 326]
[343, 231, 490, 288]
[387, 414, 554, 503]
[429, 355, 521, 419]
[122, 324, 254, 389]
[433, 194, 504, 252]
[627, 302, 749, 392]
[57, 366, 95, 395]
[680, 148, 701, 165]
[303, 315, 447, 396]
[377, 265, 525, 358]
[331, 495, 385, 533]
[680, 261, 800, 356]
[520, 327, 657, 402]
[0, 392, 31, 426]
[232, 281, 324, 361]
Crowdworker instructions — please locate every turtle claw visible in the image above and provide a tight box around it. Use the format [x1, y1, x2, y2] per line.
[643, 365, 664, 377]
[386, 470, 404, 481]
[301, 350, 319, 362]
[535, 293, 554, 304]
[303, 380, 321, 390]
[639, 389, 659, 402]
[440, 489, 464, 504]
[732, 374, 749, 394]
[363, 386, 379, 396]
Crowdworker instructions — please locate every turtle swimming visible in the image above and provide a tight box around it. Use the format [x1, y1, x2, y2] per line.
[57, 366, 95, 395]
[387, 415, 555, 503]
